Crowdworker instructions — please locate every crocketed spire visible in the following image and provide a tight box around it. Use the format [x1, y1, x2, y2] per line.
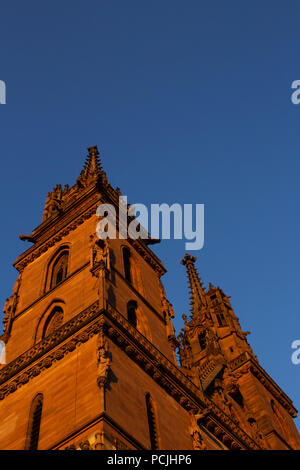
[180, 253, 207, 320]
[77, 145, 102, 185]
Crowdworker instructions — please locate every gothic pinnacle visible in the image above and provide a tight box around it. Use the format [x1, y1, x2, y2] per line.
[181, 253, 208, 319]
[83, 145, 102, 176]
[77, 145, 103, 187]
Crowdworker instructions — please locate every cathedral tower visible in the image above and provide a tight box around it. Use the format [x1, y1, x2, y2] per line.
[178, 254, 300, 450]
[0, 146, 299, 450]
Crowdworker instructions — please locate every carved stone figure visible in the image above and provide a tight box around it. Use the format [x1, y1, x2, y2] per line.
[90, 234, 110, 271]
[95, 431, 105, 450]
[205, 329, 222, 360]
[96, 330, 111, 389]
[97, 349, 111, 388]
[210, 379, 235, 420]
[222, 367, 239, 396]
[188, 411, 207, 450]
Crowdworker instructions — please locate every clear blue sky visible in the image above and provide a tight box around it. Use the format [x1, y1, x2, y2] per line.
[0, 1, 300, 429]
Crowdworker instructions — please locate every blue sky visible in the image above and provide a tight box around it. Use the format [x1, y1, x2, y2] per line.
[0, 1, 300, 429]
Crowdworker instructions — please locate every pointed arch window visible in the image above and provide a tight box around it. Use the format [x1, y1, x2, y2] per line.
[198, 332, 206, 351]
[26, 394, 43, 450]
[145, 393, 159, 450]
[127, 300, 137, 328]
[42, 306, 64, 339]
[50, 250, 69, 289]
[216, 312, 227, 327]
[122, 247, 132, 283]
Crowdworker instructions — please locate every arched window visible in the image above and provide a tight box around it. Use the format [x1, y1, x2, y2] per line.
[127, 300, 137, 328]
[50, 250, 69, 289]
[145, 393, 159, 450]
[198, 332, 206, 351]
[26, 394, 43, 450]
[216, 312, 227, 327]
[42, 307, 63, 339]
[122, 247, 132, 283]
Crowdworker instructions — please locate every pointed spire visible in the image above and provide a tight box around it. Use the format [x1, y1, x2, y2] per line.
[83, 145, 102, 177]
[77, 145, 102, 186]
[181, 253, 208, 320]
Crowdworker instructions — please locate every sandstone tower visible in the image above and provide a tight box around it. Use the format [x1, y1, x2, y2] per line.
[0, 146, 299, 450]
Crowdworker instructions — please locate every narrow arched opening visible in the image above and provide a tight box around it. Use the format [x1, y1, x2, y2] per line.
[127, 300, 137, 328]
[25, 394, 43, 450]
[145, 393, 160, 450]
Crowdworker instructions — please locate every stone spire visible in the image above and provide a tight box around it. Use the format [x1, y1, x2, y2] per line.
[77, 145, 102, 186]
[180, 254, 208, 320]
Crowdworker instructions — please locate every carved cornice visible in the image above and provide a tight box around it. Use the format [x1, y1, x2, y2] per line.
[229, 353, 297, 418]
[0, 301, 260, 450]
